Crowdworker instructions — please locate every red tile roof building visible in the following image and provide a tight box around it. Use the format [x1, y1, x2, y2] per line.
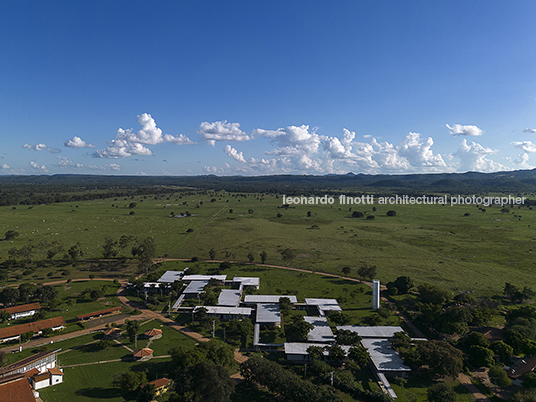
[76, 306, 122, 321]
[0, 303, 41, 320]
[0, 317, 65, 343]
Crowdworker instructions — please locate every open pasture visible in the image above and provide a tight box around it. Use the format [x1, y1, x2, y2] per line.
[1, 191, 536, 294]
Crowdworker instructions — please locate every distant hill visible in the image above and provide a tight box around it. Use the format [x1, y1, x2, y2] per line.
[0, 169, 536, 203]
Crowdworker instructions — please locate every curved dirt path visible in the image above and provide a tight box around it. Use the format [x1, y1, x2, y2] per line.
[458, 373, 492, 401]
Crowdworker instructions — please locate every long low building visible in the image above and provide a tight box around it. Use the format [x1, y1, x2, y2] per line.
[304, 298, 342, 316]
[256, 303, 281, 326]
[304, 316, 335, 343]
[217, 289, 242, 307]
[183, 280, 209, 296]
[0, 317, 66, 343]
[157, 270, 186, 283]
[182, 275, 227, 283]
[244, 295, 297, 304]
[336, 325, 404, 338]
[284, 343, 352, 362]
[76, 306, 122, 321]
[361, 338, 411, 377]
[194, 306, 252, 320]
[0, 303, 41, 320]
[0, 349, 61, 378]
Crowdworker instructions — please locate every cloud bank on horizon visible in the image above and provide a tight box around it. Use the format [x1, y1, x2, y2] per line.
[10, 113, 536, 176]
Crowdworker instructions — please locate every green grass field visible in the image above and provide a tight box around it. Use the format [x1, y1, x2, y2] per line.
[1, 191, 535, 295]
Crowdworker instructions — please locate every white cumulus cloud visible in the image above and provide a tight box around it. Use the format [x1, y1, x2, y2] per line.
[198, 121, 250, 146]
[224, 145, 246, 163]
[29, 161, 48, 172]
[452, 139, 506, 172]
[512, 140, 536, 169]
[64, 136, 95, 148]
[23, 144, 61, 153]
[446, 124, 483, 136]
[513, 140, 536, 153]
[523, 128, 536, 134]
[93, 113, 194, 158]
[57, 156, 120, 171]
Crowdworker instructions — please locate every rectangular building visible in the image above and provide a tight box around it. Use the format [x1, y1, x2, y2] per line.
[0, 303, 41, 320]
[304, 316, 336, 343]
[244, 295, 297, 304]
[256, 303, 281, 326]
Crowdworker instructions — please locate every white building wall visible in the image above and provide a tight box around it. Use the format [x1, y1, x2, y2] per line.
[34, 378, 50, 390]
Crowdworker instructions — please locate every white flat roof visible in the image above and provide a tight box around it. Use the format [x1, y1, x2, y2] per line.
[183, 280, 209, 294]
[195, 306, 252, 316]
[284, 343, 352, 356]
[217, 289, 242, 307]
[233, 277, 260, 286]
[336, 326, 404, 338]
[245, 295, 297, 304]
[256, 303, 281, 323]
[157, 270, 185, 283]
[304, 298, 342, 314]
[361, 338, 411, 372]
[304, 316, 336, 343]
[182, 275, 227, 282]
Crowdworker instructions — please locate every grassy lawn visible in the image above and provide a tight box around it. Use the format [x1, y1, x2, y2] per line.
[39, 358, 175, 402]
[1, 192, 536, 295]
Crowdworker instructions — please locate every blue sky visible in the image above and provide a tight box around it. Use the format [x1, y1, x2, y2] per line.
[1, 1, 536, 176]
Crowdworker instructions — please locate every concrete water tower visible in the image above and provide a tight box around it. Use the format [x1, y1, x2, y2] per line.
[372, 279, 380, 310]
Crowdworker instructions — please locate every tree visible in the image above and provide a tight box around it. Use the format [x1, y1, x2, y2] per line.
[391, 331, 411, 349]
[523, 372, 536, 388]
[260, 250, 268, 264]
[219, 261, 231, 271]
[460, 331, 489, 351]
[280, 248, 294, 267]
[417, 284, 450, 305]
[18, 283, 38, 303]
[307, 345, 324, 361]
[386, 210, 397, 217]
[118, 371, 147, 393]
[285, 316, 314, 342]
[490, 341, 514, 362]
[325, 344, 345, 363]
[4, 230, 19, 241]
[489, 365, 511, 387]
[341, 266, 351, 276]
[393, 276, 414, 294]
[125, 319, 140, 343]
[357, 264, 377, 281]
[137, 237, 156, 275]
[172, 361, 235, 402]
[247, 252, 255, 264]
[137, 383, 156, 402]
[505, 282, 520, 300]
[0, 310, 10, 323]
[0, 287, 20, 306]
[46, 241, 64, 261]
[414, 340, 464, 377]
[102, 236, 118, 259]
[66, 242, 83, 266]
[427, 383, 456, 402]
[208, 247, 216, 260]
[468, 345, 495, 367]
[352, 211, 363, 218]
[348, 344, 370, 367]
[279, 297, 292, 315]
